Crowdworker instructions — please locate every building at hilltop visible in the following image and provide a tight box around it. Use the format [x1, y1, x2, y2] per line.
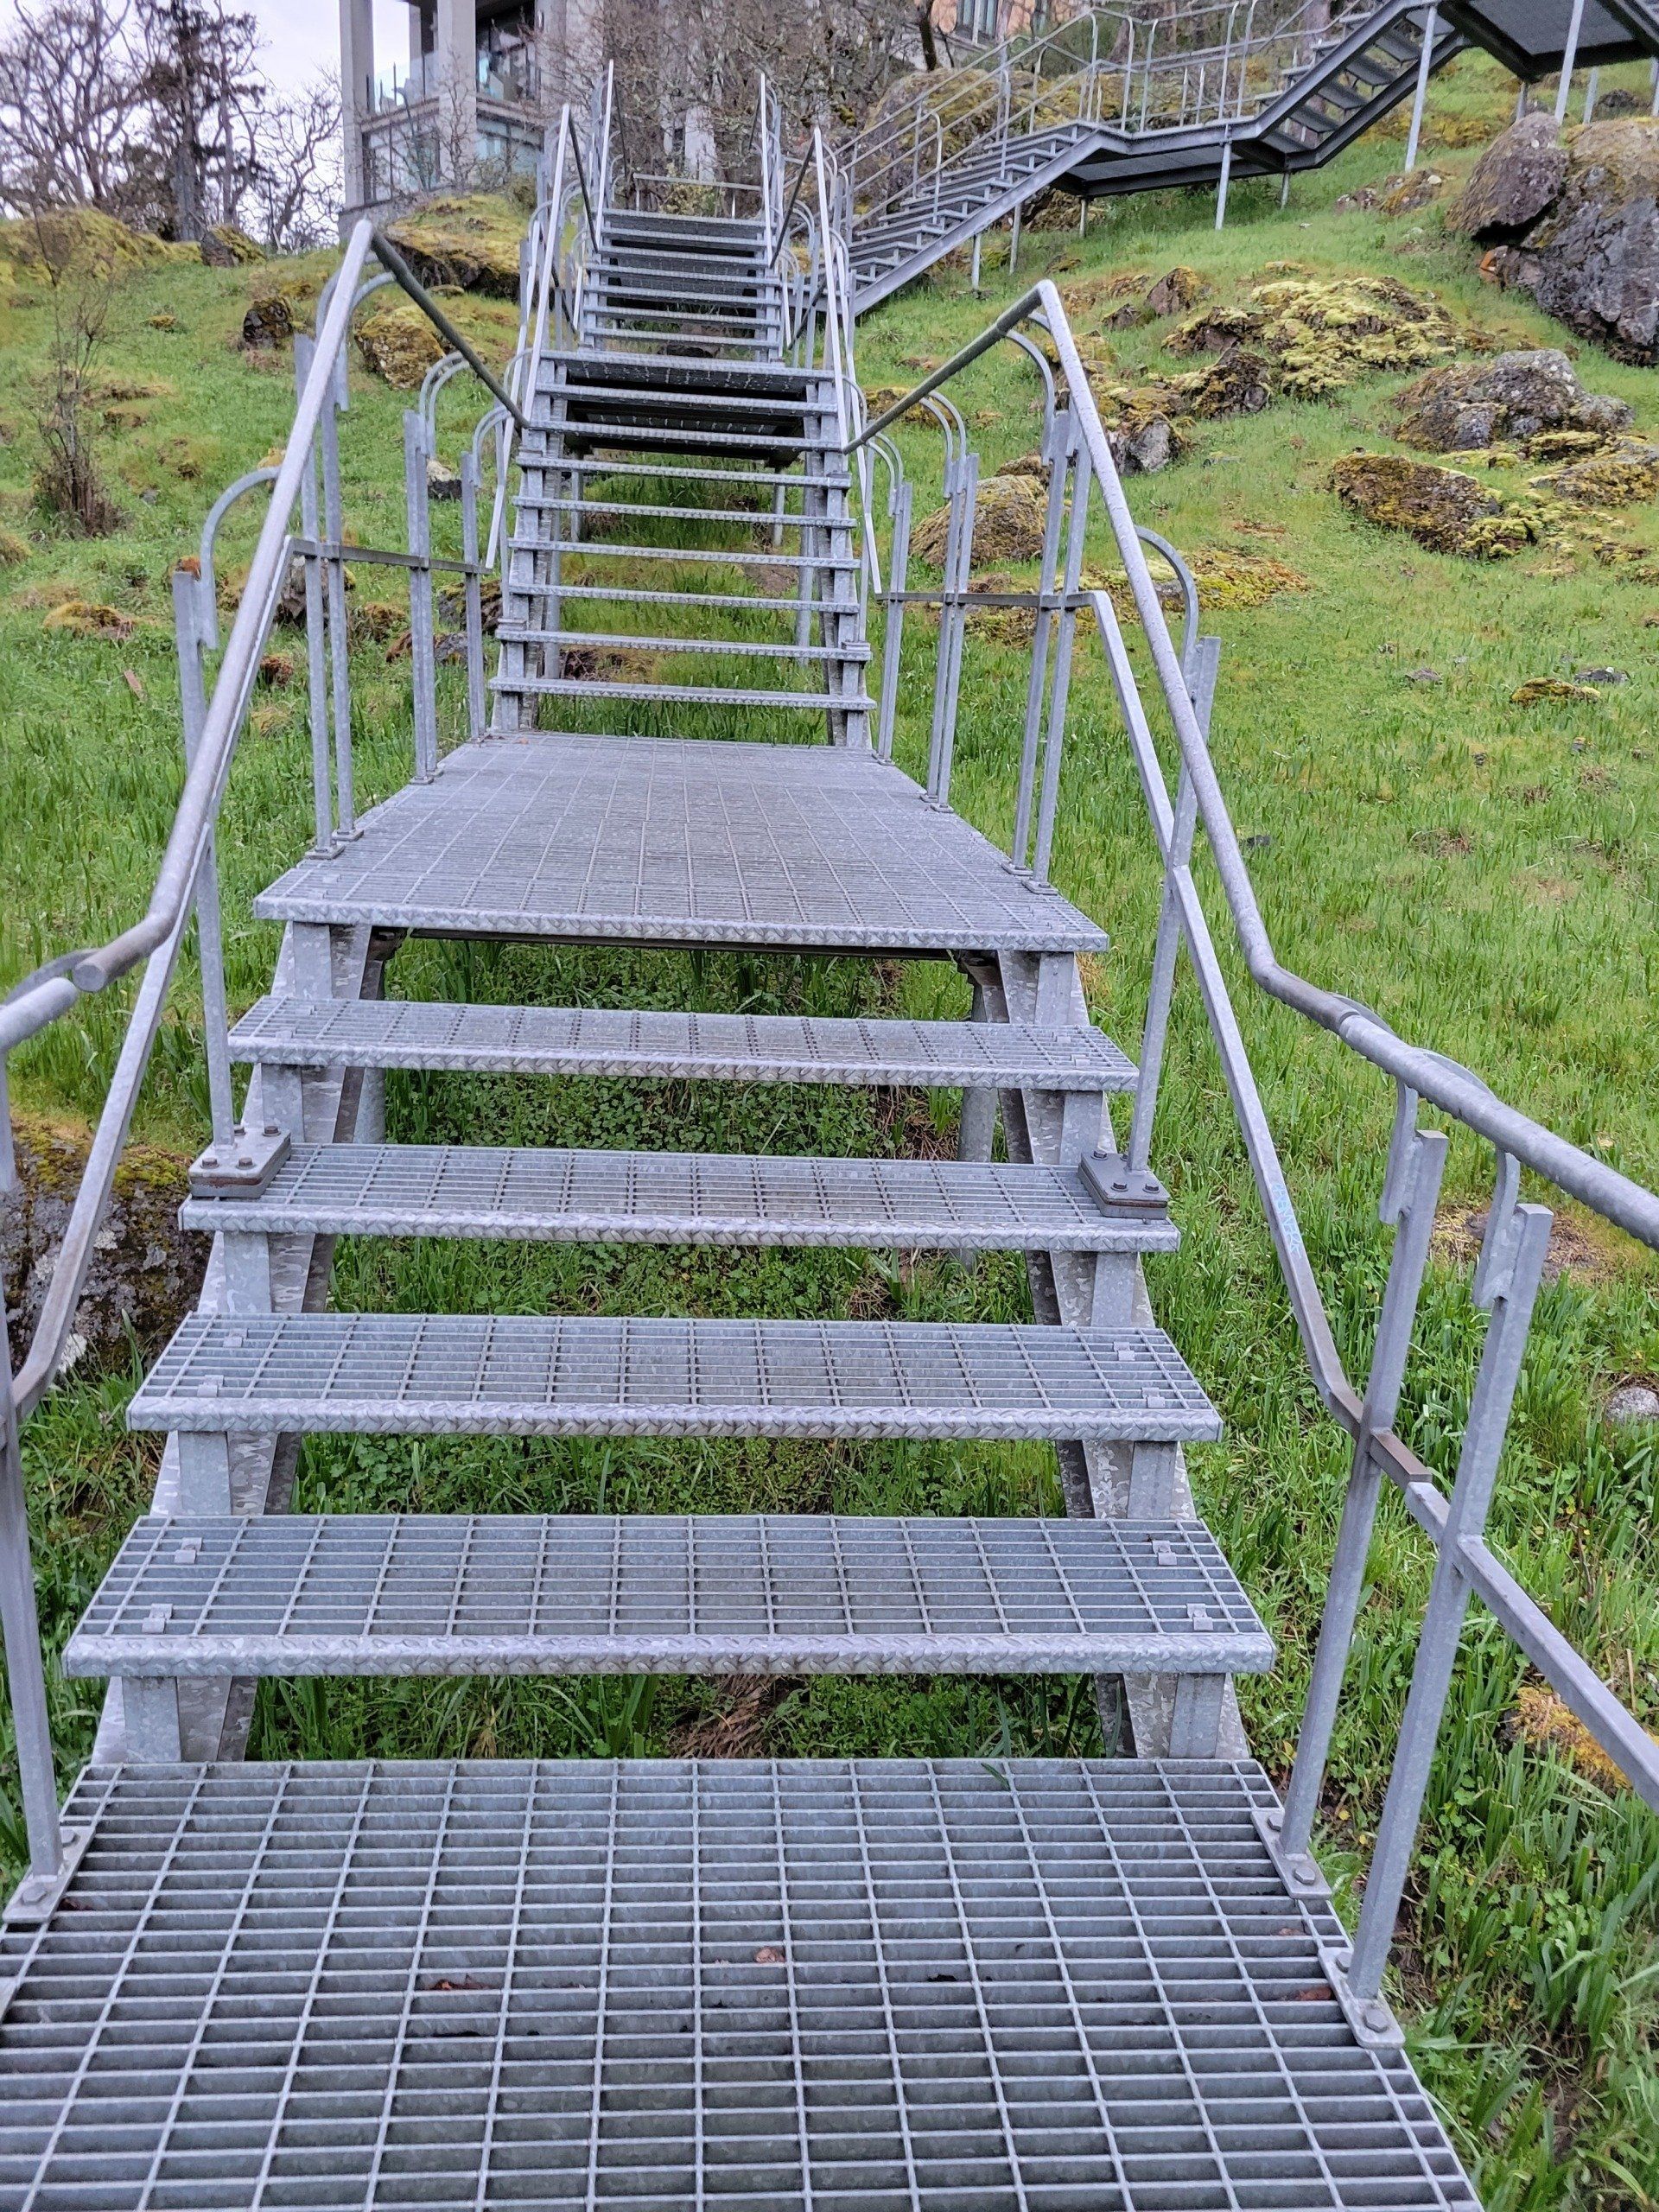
[340, 0, 604, 217]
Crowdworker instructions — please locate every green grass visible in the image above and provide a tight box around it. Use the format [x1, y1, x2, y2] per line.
[3, 52, 1659, 2205]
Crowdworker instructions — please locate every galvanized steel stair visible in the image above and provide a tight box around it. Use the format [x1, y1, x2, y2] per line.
[849, 0, 1468, 309]
[0, 203, 1484, 2209]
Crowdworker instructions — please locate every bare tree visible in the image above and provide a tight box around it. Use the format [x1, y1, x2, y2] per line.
[0, 0, 149, 215]
[243, 77, 343, 251]
[130, 0, 264, 238]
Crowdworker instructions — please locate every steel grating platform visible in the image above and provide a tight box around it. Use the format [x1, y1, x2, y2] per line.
[181, 1144, 1181, 1252]
[129, 1317, 1220, 1443]
[67, 1513, 1273, 1679]
[0, 1759, 1477, 2210]
[251, 734, 1111, 953]
[230, 1000, 1134, 1091]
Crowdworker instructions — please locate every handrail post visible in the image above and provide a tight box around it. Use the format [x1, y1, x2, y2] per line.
[0, 1294, 63, 1897]
[404, 410, 440, 782]
[1030, 435, 1090, 886]
[171, 566, 236, 1148]
[461, 451, 487, 740]
[1276, 1097, 1448, 1865]
[1012, 405, 1072, 871]
[319, 381, 358, 838]
[876, 473, 911, 762]
[295, 334, 336, 855]
[1348, 1198, 1554, 2008]
[1554, 0, 1586, 120]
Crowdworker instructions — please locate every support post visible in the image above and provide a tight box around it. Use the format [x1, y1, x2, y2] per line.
[1581, 66, 1599, 119]
[1347, 1196, 1554, 2006]
[338, 0, 373, 211]
[1215, 136, 1232, 230]
[1279, 168, 1291, 207]
[1403, 5, 1437, 172]
[1554, 0, 1586, 121]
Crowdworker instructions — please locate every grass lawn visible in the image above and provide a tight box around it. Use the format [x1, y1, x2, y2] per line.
[2, 52, 1658, 2206]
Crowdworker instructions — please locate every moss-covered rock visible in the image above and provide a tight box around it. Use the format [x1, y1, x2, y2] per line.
[1510, 676, 1602, 704]
[200, 223, 265, 266]
[1166, 274, 1455, 398]
[41, 599, 136, 640]
[0, 1116, 206, 1376]
[0, 208, 194, 280]
[354, 299, 449, 390]
[912, 472, 1047, 566]
[1330, 453, 1532, 556]
[1459, 115, 1659, 363]
[382, 194, 524, 297]
[1532, 437, 1659, 507]
[242, 294, 295, 350]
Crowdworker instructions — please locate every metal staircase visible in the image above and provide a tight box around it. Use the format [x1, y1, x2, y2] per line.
[845, 0, 1659, 310]
[1, 77, 1657, 2212]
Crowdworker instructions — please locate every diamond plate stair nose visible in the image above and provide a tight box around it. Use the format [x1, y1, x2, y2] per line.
[128, 1315, 1222, 1444]
[180, 1143, 1182, 1255]
[65, 1512, 1275, 1680]
[229, 998, 1133, 1085]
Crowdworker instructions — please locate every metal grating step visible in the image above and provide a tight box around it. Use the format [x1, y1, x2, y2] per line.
[492, 675, 869, 711]
[0, 1759, 1478, 2210]
[498, 629, 870, 665]
[230, 997, 1135, 1090]
[180, 1142, 1177, 1253]
[128, 1315, 1219, 1443]
[507, 537, 859, 571]
[67, 1513, 1273, 1679]
[252, 730, 1112, 952]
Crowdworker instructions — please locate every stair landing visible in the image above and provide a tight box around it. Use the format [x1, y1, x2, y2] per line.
[0, 1759, 1477, 2211]
[255, 734, 1109, 956]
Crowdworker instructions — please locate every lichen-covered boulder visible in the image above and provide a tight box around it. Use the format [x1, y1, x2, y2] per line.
[1456, 114, 1570, 239]
[1395, 349, 1632, 449]
[1460, 116, 1659, 364]
[1168, 346, 1274, 418]
[1145, 265, 1205, 317]
[1330, 454, 1531, 556]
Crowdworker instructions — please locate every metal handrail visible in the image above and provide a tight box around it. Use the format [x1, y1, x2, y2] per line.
[846, 282, 1659, 2011]
[0, 213, 524, 1899]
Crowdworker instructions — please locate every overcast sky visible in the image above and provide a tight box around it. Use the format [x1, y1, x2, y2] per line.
[0, 0, 412, 94]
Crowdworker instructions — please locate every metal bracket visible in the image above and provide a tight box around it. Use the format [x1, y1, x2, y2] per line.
[3, 1823, 92, 1926]
[1077, 1151, 1171, 1220]
[1252, 1805, 1405, 2050]
[188, 1122, 292, 1198]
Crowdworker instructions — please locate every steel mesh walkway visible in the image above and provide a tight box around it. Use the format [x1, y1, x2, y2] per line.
[0, 1761, 1477, 2212]
[67, 1515, 1273, 1677]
